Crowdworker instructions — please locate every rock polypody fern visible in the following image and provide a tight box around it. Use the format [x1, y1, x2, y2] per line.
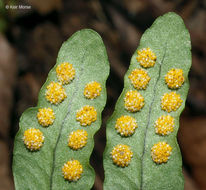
[12, 29, 109, 190]
[103, 12, 191, 190]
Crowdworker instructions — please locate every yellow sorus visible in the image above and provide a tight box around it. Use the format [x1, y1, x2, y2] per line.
[165, 68, 184, 89]
[155, 115, 174, 135]
[76, 105, 97, 126]
[23, 128, 44, 151]
[37, 107, 55, 127]
[128, 68, 150, 90]
[161, 92, 183, 112]
[68, 129, 88, 150]
[62, 160, 83, 181]
[115, 115, 138, 136]
[137, 47, 156, 68]
[151, 142, 172, 164]
[124, 90, 144, 112]
[84, 81, 102, 99]
[45, 82, 67, 104]
[111, 144, 133, 167]
[56, 62, 75, 84]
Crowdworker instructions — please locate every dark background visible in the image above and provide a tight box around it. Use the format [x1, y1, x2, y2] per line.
[0, 0, 206, 189]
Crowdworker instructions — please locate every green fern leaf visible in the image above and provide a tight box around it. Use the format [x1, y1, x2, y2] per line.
[103, 12, 191, 190]
[13, 29, 109, 190]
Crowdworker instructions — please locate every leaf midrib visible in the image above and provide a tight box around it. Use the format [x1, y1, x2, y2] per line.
[140, 45, 168, 190]
[49, 48, 88, 189]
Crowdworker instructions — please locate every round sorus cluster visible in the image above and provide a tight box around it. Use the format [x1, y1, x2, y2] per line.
[45, 82, 67, 104]
[84, 81, 102, 99]
[111, 144, 133, 167]
[151, 142, 172, 164]
[37, 107, 55, 127]
[165, 68, 184, 89]
[62, 160, 83, 181]
[115, 115, 138, 136]
[124, 90, 144, 112]
[68, 129, 88, 150]
[23, 128, 44, 151]
[56, 62, 75, 84]
[136, 47, 156, 68]
[128, 68, 150, 90]
[161, 92, 183, 112]
[154, 115, 174, 135]
[76, 105, 97, 126]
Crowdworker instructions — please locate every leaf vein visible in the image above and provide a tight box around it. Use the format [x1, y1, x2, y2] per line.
[49, 50, 87, 189]
[140, 45, 168, 190]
